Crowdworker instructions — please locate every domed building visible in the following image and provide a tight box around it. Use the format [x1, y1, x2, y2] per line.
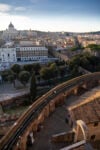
[8, 22, 14, 30]
[2, 22, 18, 40]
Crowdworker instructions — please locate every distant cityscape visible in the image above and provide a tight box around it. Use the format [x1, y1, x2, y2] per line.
[0, 22, 100, 71]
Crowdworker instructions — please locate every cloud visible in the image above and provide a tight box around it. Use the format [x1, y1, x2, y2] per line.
[0, 12, 9, 16]
[15, 7, 26, 11]
[0, 3, 26, 14]
[0, 3, 11, 12]
[0, 12, 35, 30]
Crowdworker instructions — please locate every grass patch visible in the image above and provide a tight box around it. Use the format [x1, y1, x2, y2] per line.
[4, 105, 29, 115]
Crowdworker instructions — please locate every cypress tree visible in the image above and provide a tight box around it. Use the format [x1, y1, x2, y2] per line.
[30, 73, 37, 102]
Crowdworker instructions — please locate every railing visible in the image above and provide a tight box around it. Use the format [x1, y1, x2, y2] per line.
[0, 72, 100, 150]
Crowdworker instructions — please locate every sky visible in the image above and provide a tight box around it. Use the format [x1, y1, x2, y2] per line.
[0, 0, 100, 32]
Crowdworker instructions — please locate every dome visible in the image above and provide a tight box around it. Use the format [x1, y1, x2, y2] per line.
[9, 22, 14, 28]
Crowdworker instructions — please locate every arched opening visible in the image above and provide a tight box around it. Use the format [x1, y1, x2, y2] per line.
[26, 132, 34, 148]
[74, 120, 88, 142]
[94, 122, 98, 127]
[77, 86, 87, 96]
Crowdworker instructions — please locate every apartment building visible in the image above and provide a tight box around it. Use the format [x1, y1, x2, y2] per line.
[16, 46, 48, 62]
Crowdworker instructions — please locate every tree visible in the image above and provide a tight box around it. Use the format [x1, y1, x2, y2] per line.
[49, 63, 58, 78]
[87, 44, 100, 51]
[32, 63, 41, 75]
[7, 72, 16, 88]
[18, 71, 30, 86]
[11, 64, 21, 75]
[1, 69, 13, 81]
[40, 67, 51, 81]
[71, 65, 79, 76]
[37, 75, 41, 83]
[23, 64, 33, 73]
[30, 73, 37, 102]
[80, 56, 90, 68]
[50, 63, 56, 71]
[55, 60, 65, 66]
[59, 66, 66, 77]
[68, 55, 80, 71]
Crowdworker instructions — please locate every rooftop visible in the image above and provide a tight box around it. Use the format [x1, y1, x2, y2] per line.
[68, 86, 100, 124]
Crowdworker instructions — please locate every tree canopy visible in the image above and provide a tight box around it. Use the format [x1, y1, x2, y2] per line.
[87, 44, 100, 51]
[69, 53, 100, 72]
[11, 64, 21, 74]
[18, 71, 30, 86]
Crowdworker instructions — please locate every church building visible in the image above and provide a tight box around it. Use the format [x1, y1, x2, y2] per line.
[2, 22, 18, 40]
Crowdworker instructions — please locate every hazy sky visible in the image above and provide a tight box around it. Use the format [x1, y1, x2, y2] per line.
[0, 0, 100, 32]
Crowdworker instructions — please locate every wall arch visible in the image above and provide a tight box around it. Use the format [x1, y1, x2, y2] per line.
[74, 120, 89, 142]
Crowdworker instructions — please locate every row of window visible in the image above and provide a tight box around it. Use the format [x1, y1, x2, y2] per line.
[16, 54, 48, 57]
[16, 50, 47, 53]
[16, 52, 47, 54]
[20, 57, 47, 61]
[16, 47, 47, 51]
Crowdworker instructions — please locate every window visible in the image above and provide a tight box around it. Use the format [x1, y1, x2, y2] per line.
[91, 135, 95, 140]
[16, 47, 20, 50]
[94, 122, 98, 127]
[65, 117, 68, 124]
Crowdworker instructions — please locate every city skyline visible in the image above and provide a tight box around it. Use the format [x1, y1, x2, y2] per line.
[0, 0, 100, 32]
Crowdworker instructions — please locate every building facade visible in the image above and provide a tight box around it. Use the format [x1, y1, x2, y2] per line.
[0, 45, 48, 70]
[0, 46, 48, 63]
[16, 46, 48, 62]
[0, 47, 16, 63]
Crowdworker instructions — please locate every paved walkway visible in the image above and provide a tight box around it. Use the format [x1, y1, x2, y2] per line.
[0, 82, 29, 102]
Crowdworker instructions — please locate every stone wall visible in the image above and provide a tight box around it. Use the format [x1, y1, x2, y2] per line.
[0, 93, 29, 109]
[88, 122, 100, 141]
